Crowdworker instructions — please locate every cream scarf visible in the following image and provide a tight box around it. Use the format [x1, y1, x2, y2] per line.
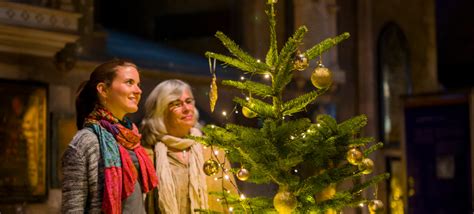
[154, 128, 208, 213]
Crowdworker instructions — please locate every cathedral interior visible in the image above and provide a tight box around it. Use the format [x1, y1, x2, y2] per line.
[0, 0, 473, 213]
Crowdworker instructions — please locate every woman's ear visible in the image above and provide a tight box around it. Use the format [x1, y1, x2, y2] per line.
[96, 82, 108, 100]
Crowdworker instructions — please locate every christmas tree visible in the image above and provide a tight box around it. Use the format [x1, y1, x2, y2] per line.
[197, 0, 389, 213]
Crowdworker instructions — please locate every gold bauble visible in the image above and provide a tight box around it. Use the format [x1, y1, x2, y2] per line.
[293, 53, 309, 71]
[242, 106, 257, 118]
[273, 187, 297, 214]
[346, 148, 363, 165]
[203, 159, 220, 176]
[236, 168, 250, 181]
[311, 64, 333, 89]
[315, 184, 336, 202]
[368, 199, 384, 214]
[358, 158, 374, 175]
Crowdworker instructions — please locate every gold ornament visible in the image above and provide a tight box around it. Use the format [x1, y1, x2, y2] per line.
[209, 74, 218, 112]
[242, 106, 257, 118]
[358, 158, 374, 175]
[236, 168, 250, 181]
[293, 52, 309, 71]
[315, 184, 336, 202]
[315, 184, 337, 214]
[368, 199, 384, 214]
[346, 148, 363, 165]
[273, 186, 297, 214]
[203, 159, 220, 176]
[311, 63, 333, 89]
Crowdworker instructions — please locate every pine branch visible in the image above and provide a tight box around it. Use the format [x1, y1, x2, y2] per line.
[337, 115, 368, 135]
[200, 125, 239, 148]
[222, 80, 274, 98]
[265, 3, 278, 67]
[282, 90, 324, 116]
[305, 32, 350, 60]
[316, 114, 338, 136]
[364, 142, 384, 156]
[348, 137, 375, 147]
[205, 52, 259, 74]
[234, 97, 276, 118]
[296, 164, 356, 197]
[214, 31, 270, 73]
[273, 26, 308, 93]
[350, 173, 390, 194]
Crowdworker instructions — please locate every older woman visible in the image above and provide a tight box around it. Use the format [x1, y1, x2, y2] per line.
[61, 59, 158, 214]
[141, 79, 208, 213]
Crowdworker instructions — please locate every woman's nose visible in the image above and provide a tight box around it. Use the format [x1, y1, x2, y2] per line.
[134, 84, 142, 94]
[182, 103, 193, 112]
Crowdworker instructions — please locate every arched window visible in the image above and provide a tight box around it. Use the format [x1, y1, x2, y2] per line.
[377, 23, 411, 147]
[377, 22, 411, 214]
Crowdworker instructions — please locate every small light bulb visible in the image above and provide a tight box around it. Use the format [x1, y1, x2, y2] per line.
[222, 111, 227, 116]
[358, 203, 364, 207]
[256, 59, 261, 63]
[240, 194, 246, 199]
[264, 74, 270, 79]
[214, 150, 219, 155]
[235, 110, 239, 114]
[240, 76, 245, 80]
[217, 198, 220, 202]
[211, 125, 215, 128]
[214, 177, 218, 181]
[294, 169, 298, 173]
[229, 207, 234, 212]
[224, 175, 230, 180]
[245, 97, 250, 101]
[227, 190, 231, 193]
[290, 136, 295, 140]
[317, 123, 321, 127]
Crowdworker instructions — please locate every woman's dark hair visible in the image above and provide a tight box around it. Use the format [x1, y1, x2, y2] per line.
[75, 59, 137, 128]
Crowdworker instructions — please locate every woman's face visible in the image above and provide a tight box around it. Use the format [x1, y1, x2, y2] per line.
[165, 89, 196, 136]
[101, 65, 142, 119]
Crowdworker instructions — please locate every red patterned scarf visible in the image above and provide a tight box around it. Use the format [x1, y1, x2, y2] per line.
[85, 105, 158, 214]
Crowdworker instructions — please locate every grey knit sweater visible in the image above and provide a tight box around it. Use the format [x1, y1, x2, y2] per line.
[61, 128, 103, 213]
[61, 128, 146, 214]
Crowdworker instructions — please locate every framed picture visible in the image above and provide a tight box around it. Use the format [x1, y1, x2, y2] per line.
[0, 79, 48, 202]
[50, 112, 76, 188]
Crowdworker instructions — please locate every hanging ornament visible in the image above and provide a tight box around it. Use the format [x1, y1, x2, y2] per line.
[358, 158, 374, 175]
[293, 51, 308, 71]
[273, 186, 297, 214]
[236, 168, 250, 181]
[208, 58, 218, 112]
[242, 96, 257, 118]
[368, 199, 384, 214]
[311, 61, 333, 89]
[346, 147, 363, 165]
[203, 159, 220, 176]
[242, 106, 257, 118]
[315, 184, 337, 214]
[315, 183, 336, 202]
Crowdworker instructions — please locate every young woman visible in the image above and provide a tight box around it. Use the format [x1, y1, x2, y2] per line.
[61, 59, 158, 214]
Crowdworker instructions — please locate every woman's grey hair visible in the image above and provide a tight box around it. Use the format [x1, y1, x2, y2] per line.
[141, 79, 199, 146]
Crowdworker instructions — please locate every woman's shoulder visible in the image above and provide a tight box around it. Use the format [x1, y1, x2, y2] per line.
[68, 128, 99, 150]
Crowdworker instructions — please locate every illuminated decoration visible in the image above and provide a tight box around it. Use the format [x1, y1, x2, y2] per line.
[346, 147, 363, 165]
[359, 158, 374, 175]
